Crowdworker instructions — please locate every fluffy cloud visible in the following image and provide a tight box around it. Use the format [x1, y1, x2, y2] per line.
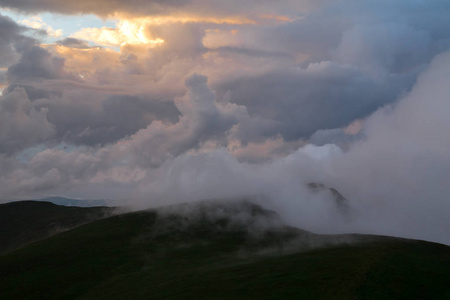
[215, 62, 413, 141]
[326, 50, 450, 244]
[130, 51, 450, 244]
[0, 13, 35, 68]
[35, 91, 180, 146]
[7, 45, 67, 82]
[3, 0, 447, 151]
[333, 23, 431, 77]
[115, 74, 247, 167]
[0, 87, 54, 154]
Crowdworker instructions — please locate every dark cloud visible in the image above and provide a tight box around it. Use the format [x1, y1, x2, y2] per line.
[0, 69, 6, 85]
[207, 46, 289, 59]
[259, 1, 450, 65]
[7, 46, 67, 82]
[41, 93, 180, 147]
[0, 0, 322, 18]
[2, 38, 182, 148]
[333, 22, 432, 76]
[0, 87, 54, 154]
[216, 63, 416, 141]
[203, 1, 450, 142]
[121, 74, 247, 167]
[56, 38, 91, 49]
[0, 0, 190, 16]
[0, 13, 36, 68]
[3, 84, 60, 102]
[309, 128, 361, 148]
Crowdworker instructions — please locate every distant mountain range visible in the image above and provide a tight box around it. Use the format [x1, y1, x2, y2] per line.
[20, 196, 125, 207]
[1, 199, 449, 299]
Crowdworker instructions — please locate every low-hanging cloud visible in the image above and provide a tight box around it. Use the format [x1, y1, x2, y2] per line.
[131, 51, 450, 245]
[326, 50, 450, 244]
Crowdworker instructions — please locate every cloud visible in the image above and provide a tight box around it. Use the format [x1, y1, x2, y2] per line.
[0, 0, 322, 19]
[125, 51, 450, 245]
[20, 15, 62, 38]
[34, 91, 180, 147]
[215, 62, 415, 140]
[309, 128, 359, 148]
[131, 144, 346, 234]
[0, 13, 36, 68]
[115, 74, 247, 167]
[325, 50, 450, 244]
[0, 87, 54, 154]
[4, 0, 447, 150]
[333, 23, 431, 77]
[7, 45, 67, 82]
[71, 20, 164, 48]
[56, 38, 90, 49]
[2, 39, 181, 148]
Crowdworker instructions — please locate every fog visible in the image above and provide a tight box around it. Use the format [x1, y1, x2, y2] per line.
[131, 52, 450, 245]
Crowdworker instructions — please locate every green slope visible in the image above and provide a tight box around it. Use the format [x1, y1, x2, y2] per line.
[0, 200, 449, 299]
[0, 201, 114, 254]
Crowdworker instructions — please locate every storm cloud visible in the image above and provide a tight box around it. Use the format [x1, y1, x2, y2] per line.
[0, 13, 36, 68]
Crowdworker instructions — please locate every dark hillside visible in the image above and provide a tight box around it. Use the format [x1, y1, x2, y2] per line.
[0, 200, 449, 299]
[0, 201, 114, 254]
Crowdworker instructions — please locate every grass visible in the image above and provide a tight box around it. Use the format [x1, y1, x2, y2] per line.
[0, 201, 114, 254]
[0, 200, 449, 299]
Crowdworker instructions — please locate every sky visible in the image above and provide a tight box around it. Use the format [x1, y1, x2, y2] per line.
[0, 0, 449, 244]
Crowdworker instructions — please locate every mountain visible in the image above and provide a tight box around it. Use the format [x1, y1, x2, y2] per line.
[307, 182, 349, 214]
[22, 196, 127, 207]
[34, 197, 110, 207]
[0, 200, 449, 299]
[0, 201, 114, 254]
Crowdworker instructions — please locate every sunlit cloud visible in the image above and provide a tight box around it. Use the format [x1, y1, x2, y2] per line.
[70, 12, 294, 48]
[43, 44, 118, 79]
[343, 119, 364, 136]
[258, 14, 297, 23]
[72, 21, 164, 46]
[20, 15, 63, 38]
[71, 19, 164, 48]
[117, 15, 257, 26]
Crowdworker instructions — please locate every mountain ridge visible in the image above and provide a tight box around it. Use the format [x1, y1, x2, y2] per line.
[0, 200, 115, 254]
[1, 199, 449, 299]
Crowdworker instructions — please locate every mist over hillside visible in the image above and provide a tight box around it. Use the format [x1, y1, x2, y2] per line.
[1, 199, 449, 299]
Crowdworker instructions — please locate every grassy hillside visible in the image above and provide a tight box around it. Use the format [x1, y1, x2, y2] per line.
[0, 200, 449, 299]
[0, 201, 114, 254]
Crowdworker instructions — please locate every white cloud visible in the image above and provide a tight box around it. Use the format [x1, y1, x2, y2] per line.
[20, 15, 63, 38]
